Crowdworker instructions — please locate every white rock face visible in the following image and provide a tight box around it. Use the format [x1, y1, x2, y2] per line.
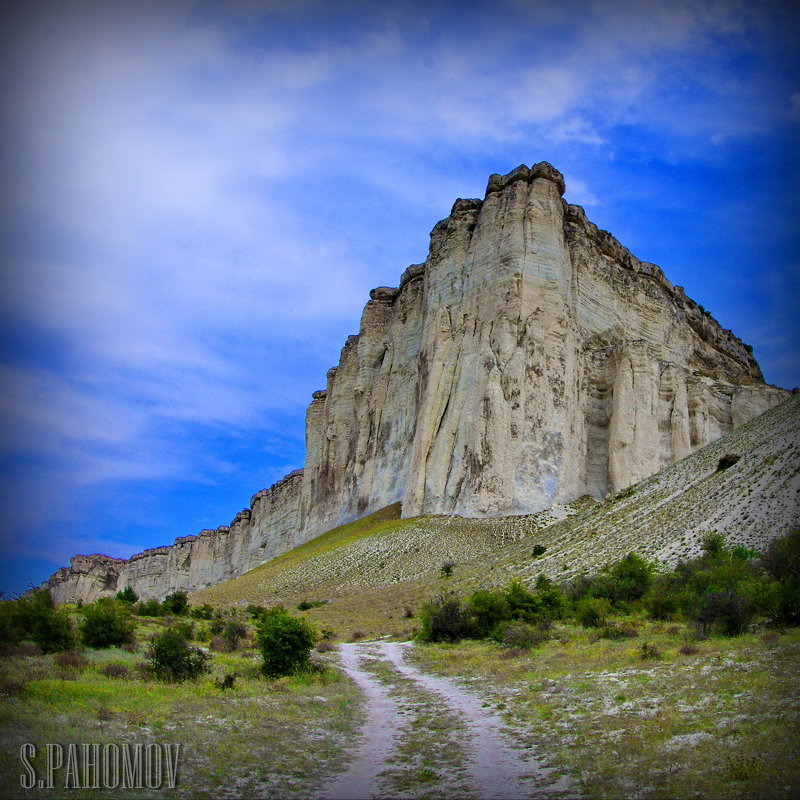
[42, 162, 787, 603]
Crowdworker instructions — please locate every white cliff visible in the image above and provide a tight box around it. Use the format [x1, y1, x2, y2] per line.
[42, 162, 788, 602]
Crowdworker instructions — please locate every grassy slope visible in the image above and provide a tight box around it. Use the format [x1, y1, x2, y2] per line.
[193, 395, 799, 640]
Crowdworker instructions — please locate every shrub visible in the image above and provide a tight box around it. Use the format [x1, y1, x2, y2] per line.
[190, 604, 214, 620]
[418, 594, 474, 643]
[563, 574, 596, 601]
[493, 621, 548, 649]
[689, 587, 760, 637]
[168, 621, 195, 641]
[403, 606, 414, 619]
[215, 674, 235, 691]
[503, 580, 541, 622]
[600, 625, 638, 640]
[134, 599, 163, 617]
[297, 600, 326, 611]
[316, 638, 335, 653]
[54, 650, 88, 670]
[223, 620, 247, 651]
[161, 592, 189, 616]
[210, 618, 225, 636]
[575, 597, 611, 628]
[762, 530, 800, 582]
[255, 607, 316, 678]
[639, 642, 662, 660]
[716, 453, 740, 471]
[467, 589, 510, 638]
[643, 580, 679, 620]
[593, 552, 656, 604]
[209, 635, 229, 652]
[3, 591, 75, 653]
[440, 561, 456, 578]
[115, 587, 138, 604]
[531, 545, 547, 557]
[761, 530, 800, 625]
[80, 600, 135, 649]
[531, 575, 568, 621]
[148, 628, 209, 681]
[678, 643, 699, 655]
[349, 631, 365, 641]
[701, 532, 726, 556]
[101, 663, 130, 679]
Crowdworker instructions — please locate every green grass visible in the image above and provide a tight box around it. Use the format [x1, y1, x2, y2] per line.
[0, 620, 362, 800]
[410, 622, 800, 800]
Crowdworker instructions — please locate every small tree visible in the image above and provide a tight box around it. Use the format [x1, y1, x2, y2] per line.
[80, 599, 135, 649]
[223, 620, 247, 651]
[148, 628, 209, 681]
[418, 593, 474, 642]
[256, 607, 316, 677]
[115, 587, 138, 604]
[162, 591, 189, 615]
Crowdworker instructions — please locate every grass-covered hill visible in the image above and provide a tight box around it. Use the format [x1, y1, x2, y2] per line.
[192, 394, 799, 638]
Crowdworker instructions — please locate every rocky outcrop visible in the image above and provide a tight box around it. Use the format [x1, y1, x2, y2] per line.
[41, 555, 127, 605]
[42, 162, 788, 603]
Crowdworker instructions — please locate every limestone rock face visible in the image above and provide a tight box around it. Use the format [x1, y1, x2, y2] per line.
[42, 162, 787, 603]
[42, 555, 126, 605]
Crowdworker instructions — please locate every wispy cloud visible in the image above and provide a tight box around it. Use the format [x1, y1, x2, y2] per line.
[1, 0, 797, 593]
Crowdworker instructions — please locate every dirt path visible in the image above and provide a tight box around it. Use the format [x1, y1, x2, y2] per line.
[323, 640, 568, 800]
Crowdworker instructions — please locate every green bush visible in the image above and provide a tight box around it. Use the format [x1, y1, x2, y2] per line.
[593, 552, 656, 604]
[223, 620, 247, 650]
[115, 587, 138, 604]
[467, 589, 510, 638]
[503, 580, 541, 621]
[210, 617, 225, 635]
[297, 600, 325, 611]
[418, 594, 475, 643]
[2, 591, 75, 653]
[762, 530, 800, 582]
[492, 620, 548, 649]
[643, 580, 678, 620]
[161, 591, 189, 615]
[530, 574, 568, 621]
[168, 621, 195, 641]
[701, 532, 726, 556]
[644, 535, 773, 636]
[134, 599, 163, 617]
[148, 628, 209, 681]
[256, 607, 316, 677]
[80, 600, 135, 649]
[575, 597, 611, 628]
[189, 603, 214, 620]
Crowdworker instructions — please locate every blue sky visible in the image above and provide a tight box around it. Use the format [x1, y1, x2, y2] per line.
[1, 0, 798, 596]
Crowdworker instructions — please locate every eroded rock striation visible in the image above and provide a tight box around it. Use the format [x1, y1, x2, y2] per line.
[42, 162, 787, 602]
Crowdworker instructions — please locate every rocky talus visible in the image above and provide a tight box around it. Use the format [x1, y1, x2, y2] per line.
[42, 162, 788, 603]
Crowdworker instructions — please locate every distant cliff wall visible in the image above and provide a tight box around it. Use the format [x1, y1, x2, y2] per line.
[42, 162, 787, 602]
